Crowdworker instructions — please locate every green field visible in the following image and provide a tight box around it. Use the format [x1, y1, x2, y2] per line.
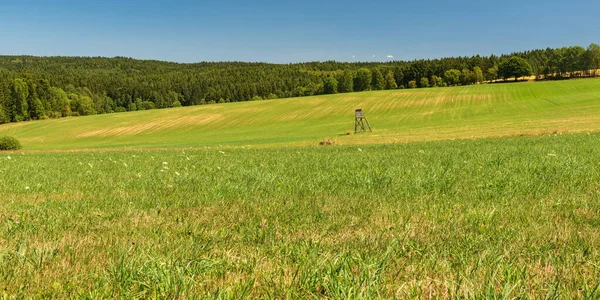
[0, 79, 599, 150]
[1, 134, 600, 298]
[1, 79, 600, 298]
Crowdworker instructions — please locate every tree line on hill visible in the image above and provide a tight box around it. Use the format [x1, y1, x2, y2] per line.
[0, 43, 598, 124]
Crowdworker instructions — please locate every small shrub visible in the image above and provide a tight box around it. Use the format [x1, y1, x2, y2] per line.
[0, 136, 22, 151]
[138, 101, 156, 110]
[319, 138, 335, 146]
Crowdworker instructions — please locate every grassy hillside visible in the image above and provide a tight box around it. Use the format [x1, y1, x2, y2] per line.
[1, 78, 600, 150]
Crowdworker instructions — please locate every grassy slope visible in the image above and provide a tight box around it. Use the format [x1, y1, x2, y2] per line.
[0, 78, 599, 150]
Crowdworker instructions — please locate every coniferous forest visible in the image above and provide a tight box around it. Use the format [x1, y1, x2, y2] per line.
[0, 44, 598, 124]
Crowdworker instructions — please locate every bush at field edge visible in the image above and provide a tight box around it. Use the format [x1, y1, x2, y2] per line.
[0, 136, 22, 151]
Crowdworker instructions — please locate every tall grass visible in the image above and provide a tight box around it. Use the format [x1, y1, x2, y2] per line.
[1, 132, 599, 298]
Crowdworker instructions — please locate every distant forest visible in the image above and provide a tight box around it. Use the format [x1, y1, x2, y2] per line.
[0, 44, 599, 124]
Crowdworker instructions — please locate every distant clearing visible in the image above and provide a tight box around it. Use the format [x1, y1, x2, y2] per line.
[0, 78, 599, 150]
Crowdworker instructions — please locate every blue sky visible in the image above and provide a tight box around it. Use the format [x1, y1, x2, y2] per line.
[1, 0, 598, 63]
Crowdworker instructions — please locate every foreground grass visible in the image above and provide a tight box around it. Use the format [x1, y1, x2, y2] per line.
[0, 78, 599, 150]
[1, 132, 599, 298]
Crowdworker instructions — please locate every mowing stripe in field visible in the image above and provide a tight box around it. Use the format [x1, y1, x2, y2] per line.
[0, 78, 599, 150]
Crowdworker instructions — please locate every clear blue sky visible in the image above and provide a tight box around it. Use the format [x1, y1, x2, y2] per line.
[1, 0, 598, 63]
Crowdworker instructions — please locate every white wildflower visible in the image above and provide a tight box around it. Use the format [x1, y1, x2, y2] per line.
[6, 156, 11, 160]
[175, 171, 180, 176]
[357, 148, 363, 152]
[162, 162, 168, 165]
[25, 186, 30, 190]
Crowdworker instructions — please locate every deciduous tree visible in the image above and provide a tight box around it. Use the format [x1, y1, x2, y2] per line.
[371, 68, 385, 90]
[384, 71, 397, 89]
[444, 69, 461, 86]
[354, 68, 372, 91]
[338, 70, 354, 93]
[473, 67, 484, 83]
[487, 66, 498, 81]
[323, 77, 338, 94]
[498, 56, 533, 81]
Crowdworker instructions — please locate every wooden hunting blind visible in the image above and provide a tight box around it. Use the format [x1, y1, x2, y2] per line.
[354, 109, 372, 133]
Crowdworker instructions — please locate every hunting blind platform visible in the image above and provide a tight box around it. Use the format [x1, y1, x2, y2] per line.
[354, 109, 372, 133]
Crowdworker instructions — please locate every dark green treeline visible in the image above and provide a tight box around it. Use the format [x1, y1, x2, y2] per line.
[0, 44, 598, 124]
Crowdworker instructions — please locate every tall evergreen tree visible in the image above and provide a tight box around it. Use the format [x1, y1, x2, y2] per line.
[10, 78, 29, 122]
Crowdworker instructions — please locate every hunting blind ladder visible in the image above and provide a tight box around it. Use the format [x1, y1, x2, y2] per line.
[354, 109, 372, 133]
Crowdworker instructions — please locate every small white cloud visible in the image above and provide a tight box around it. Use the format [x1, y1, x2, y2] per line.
[386, 55, 394, 59]
[352, 55, 356, 58]
[372, 55, 376, 58]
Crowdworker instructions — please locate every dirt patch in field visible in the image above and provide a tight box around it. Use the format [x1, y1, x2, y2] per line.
[0, 122, 28, 130]
[77, 113, 223, 138]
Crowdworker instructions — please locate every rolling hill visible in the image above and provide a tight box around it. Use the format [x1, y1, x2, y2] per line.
[1, 78, 599, 150]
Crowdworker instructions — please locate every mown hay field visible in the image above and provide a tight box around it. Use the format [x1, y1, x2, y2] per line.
[0, 79, 599, 150]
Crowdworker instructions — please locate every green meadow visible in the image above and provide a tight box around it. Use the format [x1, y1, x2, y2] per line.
[1, 79, 600, 298]
[0, 79, 599, 150]
[2, 134, 600, 298]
